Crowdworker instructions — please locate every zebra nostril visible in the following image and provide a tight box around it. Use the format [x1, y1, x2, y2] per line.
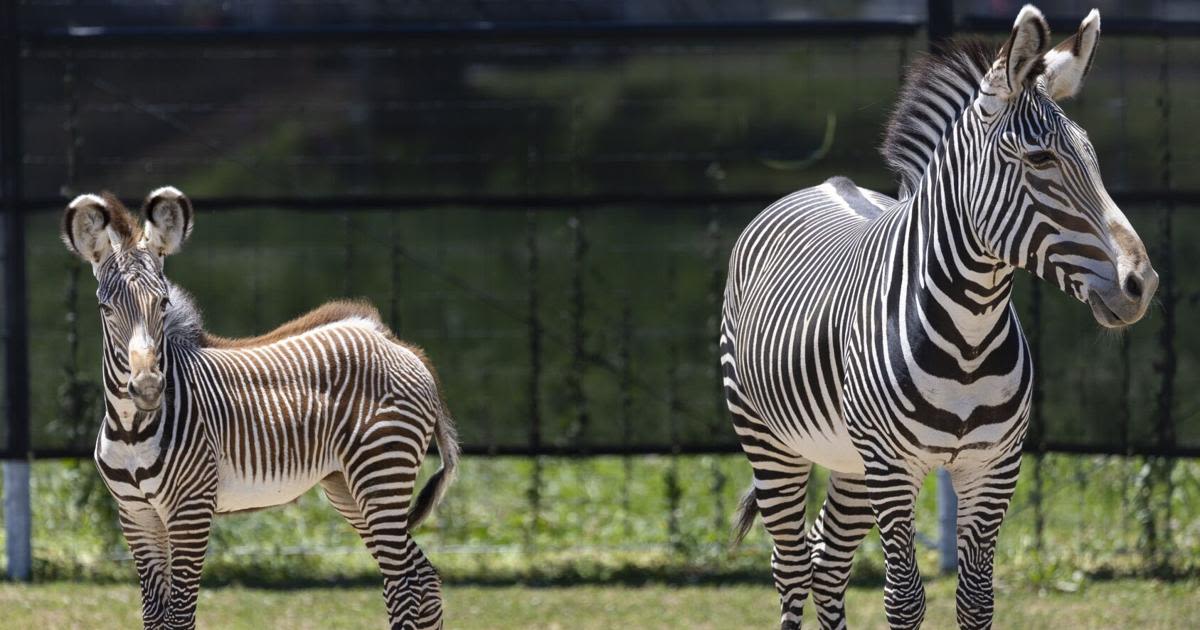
[1123, 274, 1143, 300]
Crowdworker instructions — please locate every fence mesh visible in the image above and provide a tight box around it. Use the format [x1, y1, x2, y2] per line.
[12, 29, 1200, 457]
[2, 2, 1200, 583]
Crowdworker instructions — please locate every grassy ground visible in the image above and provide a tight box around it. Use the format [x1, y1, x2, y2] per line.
[0, 578, 1197, 629]
[1, 456, 1197, 628]
[5, 455, 1197, 585]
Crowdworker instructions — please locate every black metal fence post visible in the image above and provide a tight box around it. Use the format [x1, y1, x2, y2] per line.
[1, 0, 32, 583]
[706, 204, 726, 536]
[1, 0, 28, 461]
[927, 0, 955, 48]
[619, 298, 634, 538]
[525, 208, 543, 548]
[1151, 33, 1177, 572]
[665, 260, 682, 551]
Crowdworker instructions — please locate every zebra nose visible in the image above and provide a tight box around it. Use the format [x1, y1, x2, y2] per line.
[1121, 262, 1158, 305]
[1123, 274, 1142, 299]
[129, 372, 164, 403]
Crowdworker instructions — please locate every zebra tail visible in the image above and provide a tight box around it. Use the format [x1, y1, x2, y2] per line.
[730, 483, 759, 548]
[409, 405, 461, 529]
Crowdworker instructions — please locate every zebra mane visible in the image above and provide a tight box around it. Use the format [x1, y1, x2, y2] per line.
[164, 288, 393, 351]
[881, 39, 996, 198]
[164, 283, 207, 348]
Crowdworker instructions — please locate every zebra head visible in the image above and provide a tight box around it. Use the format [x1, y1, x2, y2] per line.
[62, 187, 194, 412]
[968, 6, 1156, 328]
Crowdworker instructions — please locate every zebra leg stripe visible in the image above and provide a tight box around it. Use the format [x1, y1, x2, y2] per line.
[952, 451, 1022, 630]
[724, 315, 816, 629]
[865, 465, 926, 630]
[323, 471, 444, 629]
[342, 409, 444, 630]
[753, 459, 814, 630]
[321, 473, 380, 558]
[808, 472, 873, 630]
[119, 503, 171, 629]
[164, 498, 215, 629]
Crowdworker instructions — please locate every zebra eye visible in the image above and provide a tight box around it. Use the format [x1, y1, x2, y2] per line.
[99, 304, 115, 317]
[159, 296, 171, 311]
[1026, 150, 1056, 167]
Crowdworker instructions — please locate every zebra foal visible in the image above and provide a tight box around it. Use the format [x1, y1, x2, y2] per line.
[723, 6, 1155, 629]
[61, 187, 459, 629]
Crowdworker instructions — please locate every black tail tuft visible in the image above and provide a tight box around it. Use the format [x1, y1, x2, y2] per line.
[730, 484, 759, 548]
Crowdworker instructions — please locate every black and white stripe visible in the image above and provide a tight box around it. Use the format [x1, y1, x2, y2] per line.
[725, 7, 1155, 629]
[64, 188, 458, 630]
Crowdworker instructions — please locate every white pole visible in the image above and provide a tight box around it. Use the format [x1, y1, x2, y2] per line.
[937, 467, 957, 574]
[3, 459, 31, 581]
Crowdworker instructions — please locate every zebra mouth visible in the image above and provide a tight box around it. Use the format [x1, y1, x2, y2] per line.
[130, 393, 162, 412]
[1087, 289, 1131, 329]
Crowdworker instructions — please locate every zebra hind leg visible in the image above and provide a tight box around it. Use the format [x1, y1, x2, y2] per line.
[724, 322, 813, 628]
[744, 454, 815, 629]
[808, 472, 874, 630]
[344, 456, 444, 628]
[320, 473, 379, 558]
[950, 451, 1022, 630]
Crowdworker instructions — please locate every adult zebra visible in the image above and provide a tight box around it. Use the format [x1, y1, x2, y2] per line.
[723, 7, 1155, 630]
[61, 187, 459, 630]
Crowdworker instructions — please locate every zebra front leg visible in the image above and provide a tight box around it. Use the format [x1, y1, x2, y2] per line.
[162, 500, 215, 630]
[808, 472, 874, 630]
[950, 450, 1022, 630]
[864, 465, 925, 630]
[118, 503, 172, 629]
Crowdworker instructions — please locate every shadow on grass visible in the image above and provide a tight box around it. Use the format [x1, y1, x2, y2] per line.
[32, 559, 888, 591]
[188, 553, 896, 591]
[31, 557, 1198, 592]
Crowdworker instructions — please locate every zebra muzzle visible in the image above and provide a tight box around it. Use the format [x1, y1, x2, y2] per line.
[128, 371, 164, 410]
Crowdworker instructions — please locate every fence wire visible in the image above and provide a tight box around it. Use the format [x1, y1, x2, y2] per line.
[2, 5, 1199, 582]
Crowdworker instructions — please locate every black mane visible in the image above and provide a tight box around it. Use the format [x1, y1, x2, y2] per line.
[880, 39, 995, 198]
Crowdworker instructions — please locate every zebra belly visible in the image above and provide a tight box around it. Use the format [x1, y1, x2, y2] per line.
[214, 460, 336, 513]
[775, 415, 866, 475]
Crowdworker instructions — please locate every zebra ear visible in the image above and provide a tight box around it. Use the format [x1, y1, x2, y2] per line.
[141, 186, 194, 257]
[62, 194, 116, 271]
[1041, 10, 1100, 101]
[977, 5, 1052, 111]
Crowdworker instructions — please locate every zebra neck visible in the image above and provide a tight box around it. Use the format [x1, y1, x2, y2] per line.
[908, 171, 1015, 355]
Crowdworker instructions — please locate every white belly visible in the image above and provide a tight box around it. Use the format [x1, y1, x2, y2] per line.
[781, 418, 866, 475]
[214, 460, 335, 513]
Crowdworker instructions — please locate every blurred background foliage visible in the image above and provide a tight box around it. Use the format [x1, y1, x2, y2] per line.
[3, 0, 1200, 584]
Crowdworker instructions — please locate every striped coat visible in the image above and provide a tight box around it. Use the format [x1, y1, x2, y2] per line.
[65, 188, 457, 630]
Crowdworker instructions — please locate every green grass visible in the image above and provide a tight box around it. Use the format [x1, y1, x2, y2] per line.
[4, 454, 1198, 585]
[1, 578, 1197, 629]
